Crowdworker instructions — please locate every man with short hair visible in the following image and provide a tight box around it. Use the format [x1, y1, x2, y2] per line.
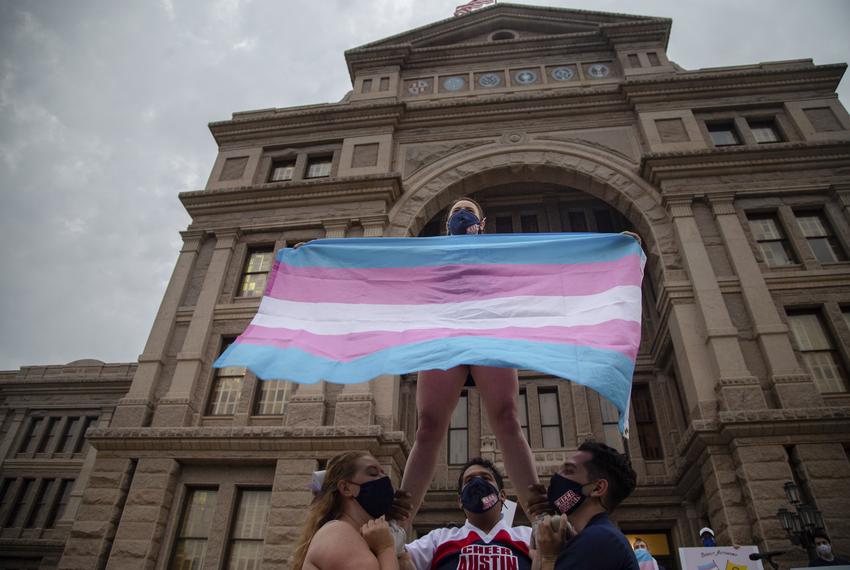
[533, 440, 639, 570]
[401, 457, 533, 570]
[809, 531, 850, 567]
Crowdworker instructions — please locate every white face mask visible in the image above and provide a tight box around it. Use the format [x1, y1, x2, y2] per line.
[817, 544, 832, 556]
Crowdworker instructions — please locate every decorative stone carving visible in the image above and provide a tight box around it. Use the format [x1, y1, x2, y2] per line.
[403, 141, 490, 177]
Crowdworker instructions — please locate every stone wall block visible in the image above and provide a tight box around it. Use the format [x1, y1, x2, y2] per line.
[270, 490, 312, 509]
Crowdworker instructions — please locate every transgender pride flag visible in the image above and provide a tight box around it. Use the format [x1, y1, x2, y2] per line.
[215, 233, 645, 434]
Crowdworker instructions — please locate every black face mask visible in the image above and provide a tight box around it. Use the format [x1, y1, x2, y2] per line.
[447, 209, 481, 235]
[548, 473, 594, 516]
[460, 477, 501, 513]
[348, 476, 395, 519]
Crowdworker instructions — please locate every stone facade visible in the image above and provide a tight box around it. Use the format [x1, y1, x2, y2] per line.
[2, 4, 850, 569]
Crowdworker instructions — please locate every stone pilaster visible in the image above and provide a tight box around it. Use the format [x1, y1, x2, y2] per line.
[731, 444, 795, 552]
[113, 231, 204, 428]
[263, 458, 317, 568]
[153, 230, 240, 427]
[57, 456, 136, 570]
[792, 444, 850, 547]
[105, 459, 180, 570]
[334, 382, 375, 426]
[361, 215, 387, 237]
[699, 448, 753, 546]
[667, 197, 766, 414]
[323, 220, 349, 238]
[284, 382, 327, 427]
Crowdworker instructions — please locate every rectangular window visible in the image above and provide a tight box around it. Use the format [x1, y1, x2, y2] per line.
[269, 160, 296, 182]
[747, 213, 797, 267]
[58, 417, 81, 453]
[627, 54, 641, 68]
[538, 389, 563, 449]
[788, 311, 848, 393]
[0, 479, 14, 526]
[566, 211, 588, 232]
[647, 52, 661, 66]
[44, 479, 73, 529]
[600, 398, 624, 453]
[305, 156, 332, 178]
[72, 416, 98, 454]
[170, 488, 218, 570]
[518, 390, 529, 443]
[379, 77, 390, 91]
[520, 214, 539, 233]
[448, 392, 469, 464]
[494, 216, 513, 234]
[18, 417, 44, 454]
[795, 210, 847, 263]
[254, 380, 290, 415]
[25, 479, 54, 528]
[37, 417, 60, 453]
[7, 478, 35, 528]
[632, 384, 663, 460]
[361, 78, 373, 93]
[238, 247, 274, 298]
[707, 122, 741, 146]
[748, 119, 782, 143]
[226, 488, 272, 569]
[842, 307, 850, 332]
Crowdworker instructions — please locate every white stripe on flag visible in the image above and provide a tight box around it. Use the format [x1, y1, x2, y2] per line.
[253, 286, 642, 335]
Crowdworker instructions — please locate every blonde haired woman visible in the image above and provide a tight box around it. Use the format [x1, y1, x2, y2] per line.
[292, 451, 399, 570]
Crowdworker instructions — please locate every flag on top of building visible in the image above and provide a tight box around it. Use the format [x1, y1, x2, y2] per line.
[454, 0, 496, 17]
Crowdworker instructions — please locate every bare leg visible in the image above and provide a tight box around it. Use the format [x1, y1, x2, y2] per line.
[471, 365, 539, 515]
[399, 366, 469, 520]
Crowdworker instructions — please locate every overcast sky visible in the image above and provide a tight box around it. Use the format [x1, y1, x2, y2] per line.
[1, 0, 848, 371]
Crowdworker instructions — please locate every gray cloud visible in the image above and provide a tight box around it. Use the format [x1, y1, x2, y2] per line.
[1, 0, 848, 370]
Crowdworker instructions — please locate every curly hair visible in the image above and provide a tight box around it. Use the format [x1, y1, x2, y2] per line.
[456, 457, 504, 494]
[578, 440, 637, 512]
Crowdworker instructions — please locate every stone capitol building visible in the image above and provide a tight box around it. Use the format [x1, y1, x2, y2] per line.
[2, 4, 850, 569]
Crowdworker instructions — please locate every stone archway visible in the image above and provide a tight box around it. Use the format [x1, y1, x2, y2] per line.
[386, 140, 680, 276]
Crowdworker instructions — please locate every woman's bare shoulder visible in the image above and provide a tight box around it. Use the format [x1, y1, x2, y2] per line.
[306, 520, 377, 570]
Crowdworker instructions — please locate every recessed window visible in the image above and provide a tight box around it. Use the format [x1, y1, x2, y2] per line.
[632, 384, 663, 460]
[25, 479, 54, 529]
[269, 160, 295, 182]
[6, 479, 35, 528]
[491, 30, 516, 41]
[18, 417, 44, 454]
[627, 54, 641, 68]
[305, 156, 332, 179]
[787, 310, 848, 393]
[707, 122, 741, 146]
[73, 416, 98, 453]
[361, 78, 373, 93]
[448, 392, 468, 464]
[748, 119, 782, 143]
[238, 247, 274, 298]
[58, 417, 81, 453]
[494, 216, 513, 234]
[600, 398, 624, 452]
[520, 214, 539, 233]
[208, 340, 245, 416]
[538, 389, 563, 449]
[842, 307, 850, 332]
[795, 210, 847, 263]
[518, 390, 529, 443]
[227, 489, 272, 568]
[44, 479, 73, 528]
[254, 380, 290, 415]
[647, 52, 661, 66]
[37, 417, 60, 453]
[747, 213, 797, 267]
[170, 488, 218, 570]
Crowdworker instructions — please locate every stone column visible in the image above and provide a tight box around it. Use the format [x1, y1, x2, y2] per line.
[57, 456, 136, 570]
[699, 448, 753, 546]
[105, 459, 180, 570]
[666, 198, 765, 415]
[731, 444, 796, 551]
[709, 195, 823, 408]
[113, 231, 204, 428]
[263, 458, 317, 568]
[153, 230, 241, 427]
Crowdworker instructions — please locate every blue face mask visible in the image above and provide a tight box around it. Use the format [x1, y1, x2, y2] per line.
[447, 209, 481, 235]
[702, 536, 716, 547]
[635, 548, 652, 563]
[460, 477, 501, 513]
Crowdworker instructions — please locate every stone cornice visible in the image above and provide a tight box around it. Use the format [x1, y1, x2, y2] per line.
[624, 62, 846, 104]
[86, 426, 411, 455]
[178, 174, 402, 218]
[641, 140, 850, 186]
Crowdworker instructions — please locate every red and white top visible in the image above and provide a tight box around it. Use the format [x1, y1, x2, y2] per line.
[406, 517, 532, 570]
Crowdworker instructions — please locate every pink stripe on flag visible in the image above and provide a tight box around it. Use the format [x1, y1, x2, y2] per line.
[238, 320, 640, 362]
[267, 256, 642, 304]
